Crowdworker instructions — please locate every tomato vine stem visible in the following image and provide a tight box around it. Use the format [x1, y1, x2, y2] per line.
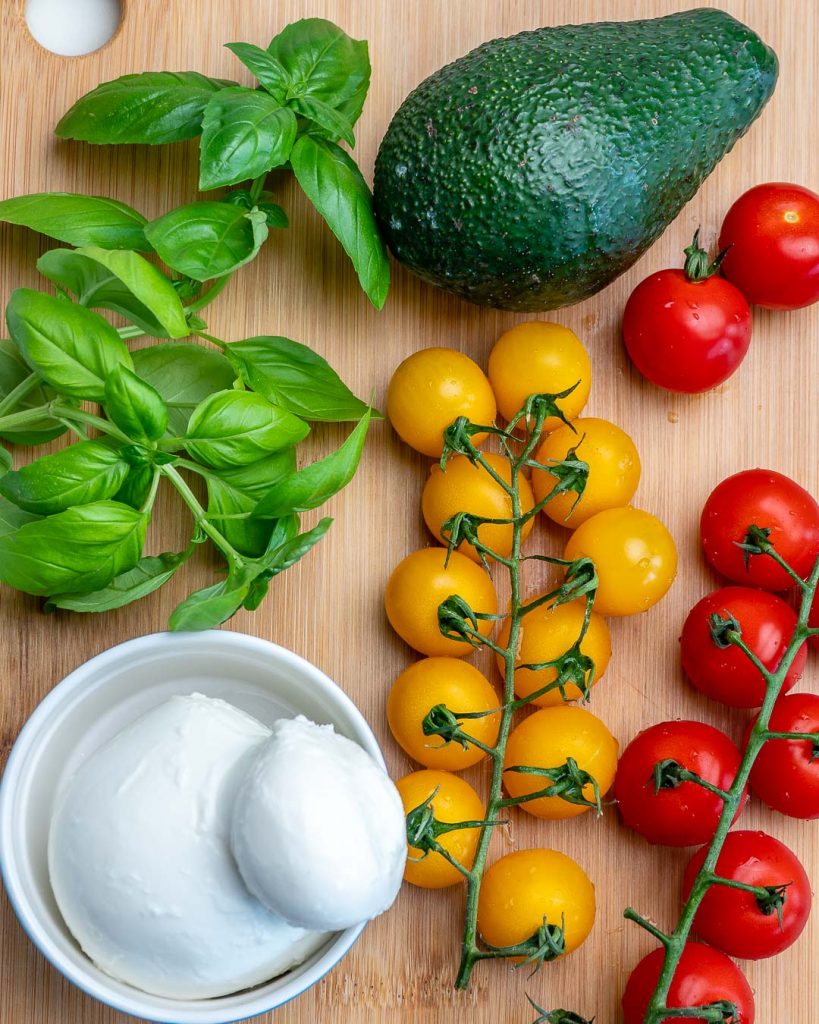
[625, 546, 819, 1024]
[412, 397, 597, 993]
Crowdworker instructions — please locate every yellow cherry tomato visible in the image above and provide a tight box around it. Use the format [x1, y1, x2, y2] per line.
[387, 658, 500, 770]
[421, 453, 535, 562]
[385, 547, 498, 657]
[387, 348, 497, 457]
[496, 599, 611, 706]
[396, 769, 484, 888]
[488, 322, 591, 429]
[532, 417, 641, 528]
[477, 848, 595, 956]
[564, 506, 677, 616]
[503, 706, 618, 820]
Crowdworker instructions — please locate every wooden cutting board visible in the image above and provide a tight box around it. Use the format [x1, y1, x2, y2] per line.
[1, 0, 817, 1021]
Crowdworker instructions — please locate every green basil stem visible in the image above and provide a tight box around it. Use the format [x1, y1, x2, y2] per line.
[454, 406, 549, 989]
[0, 401, 131, 443]
[248, 173, 267, 204]
[626, 550, 819, 1023]
[117, 325, 146, 340]
[51, 403, 132, 443]
[160, 462, 243, 568]
[0, 372, 40, 417]
[185, 273, 233, 315]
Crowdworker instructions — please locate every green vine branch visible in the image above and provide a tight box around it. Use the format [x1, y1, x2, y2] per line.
[399, 397, 598, 994]
[624, 543, 819, 1024]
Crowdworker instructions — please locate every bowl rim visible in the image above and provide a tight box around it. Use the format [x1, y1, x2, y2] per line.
[0, 629, 383, 1024]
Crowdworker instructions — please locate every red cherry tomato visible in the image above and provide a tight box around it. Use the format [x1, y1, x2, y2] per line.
[748, 694, 819, 819]
[622, 942, 755, 1024]
[700, 469, 819, 591]
[683, 830, 811, 960]
[623, 235, 752, 393]
[680, 587, 806, 708]
[719, 182, 819, 310]
[614, 721, 746, 847]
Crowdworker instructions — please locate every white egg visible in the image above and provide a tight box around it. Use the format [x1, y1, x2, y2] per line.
[231, 716, 407, 932]
[48, 694, 328, 999]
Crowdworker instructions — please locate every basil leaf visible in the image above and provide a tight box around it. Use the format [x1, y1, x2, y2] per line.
[206, 449, 295, 556]
[254, 410, 370, 517]
[293, 96, 354, 147]
[290, 136, 388, 309]
[185, 390, 309, 468]
[0, 500, 147, 596]
[168, 577, 250, 631]
[0, 193, 150, 251]
[131, 342, 236, 435]
[262, 516, 333, 575]
[0, 446, 10, 476]
[56, 71, 238, 145]
[75, 246, 187, 337]
[259, 202, 288, 229]
[0, 497, 40, 539]
[242, 516, 328, 612]
[0, 339, 69, 445]
[227, 334, 370, 421]
[215, 449, 298, 500]
[224, 43, 290, 103]
[199, 88, 298, 190]
[104, 365, 168, 443]
[267, 19, 370, 123]
[0, 440, 130, 514]
[46, 549, 191, 613]
[6, 288, 133, 402]
[37, 247, 188, 339]
[145, 202, 269, 281]
[114, 464, 155, 509]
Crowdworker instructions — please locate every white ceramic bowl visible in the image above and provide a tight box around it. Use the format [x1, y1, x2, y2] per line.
[0, 631, 384, 1024]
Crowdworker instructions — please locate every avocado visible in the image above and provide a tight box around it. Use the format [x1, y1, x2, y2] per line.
[373, 9, 778, 312]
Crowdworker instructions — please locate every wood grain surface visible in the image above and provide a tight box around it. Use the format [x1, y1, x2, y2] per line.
[1, 1, 817, 1021]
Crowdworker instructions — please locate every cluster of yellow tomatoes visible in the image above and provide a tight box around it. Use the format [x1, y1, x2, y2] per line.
[382, 321, 678, 957]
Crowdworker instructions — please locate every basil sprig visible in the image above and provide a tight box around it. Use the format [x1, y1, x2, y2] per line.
[49, 18, 389, 308]
[0, 262, 375, 630]
[0, 17, 381, 628]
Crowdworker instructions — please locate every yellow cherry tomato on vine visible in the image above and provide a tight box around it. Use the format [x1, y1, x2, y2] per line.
[421, 452, 535, 562]
[532, 417, 641, 528]
[564, 507, 677, 616]
[396, 769, 485, 888]
[385, 547, 498, 657]
[387, 348, 497, 457]
[488, 322, 591, 429]
[496, 599, 611, 706]
[477, 848, 596, 956]
[387, 658, 500, 770]
[503, 706, 618, 820]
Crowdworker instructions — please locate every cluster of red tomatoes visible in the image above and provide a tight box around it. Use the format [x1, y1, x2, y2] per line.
[624, 182, 819, 393]
[380, 322, 677, 959]
[620, 468, 819, 1023]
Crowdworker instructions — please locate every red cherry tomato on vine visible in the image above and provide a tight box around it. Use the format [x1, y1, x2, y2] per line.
[719, 182, 819, 310]
[748, 693, 819, 819]
[680, 586, 806, 708]
[613, 721, 746, 847]
[683, 830, 811, 960]
[622, 942, 755, 1024]
[700, 469, 819, 591]
[623, 233, 752, 393]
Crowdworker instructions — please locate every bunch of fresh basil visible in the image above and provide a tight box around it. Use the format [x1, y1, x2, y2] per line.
[47, 17, 389, 307]
[0, 17, 385, 629]
[0, 218, 375, 631]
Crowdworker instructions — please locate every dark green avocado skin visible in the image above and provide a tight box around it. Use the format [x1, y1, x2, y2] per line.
[373, 9, 778, 311]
